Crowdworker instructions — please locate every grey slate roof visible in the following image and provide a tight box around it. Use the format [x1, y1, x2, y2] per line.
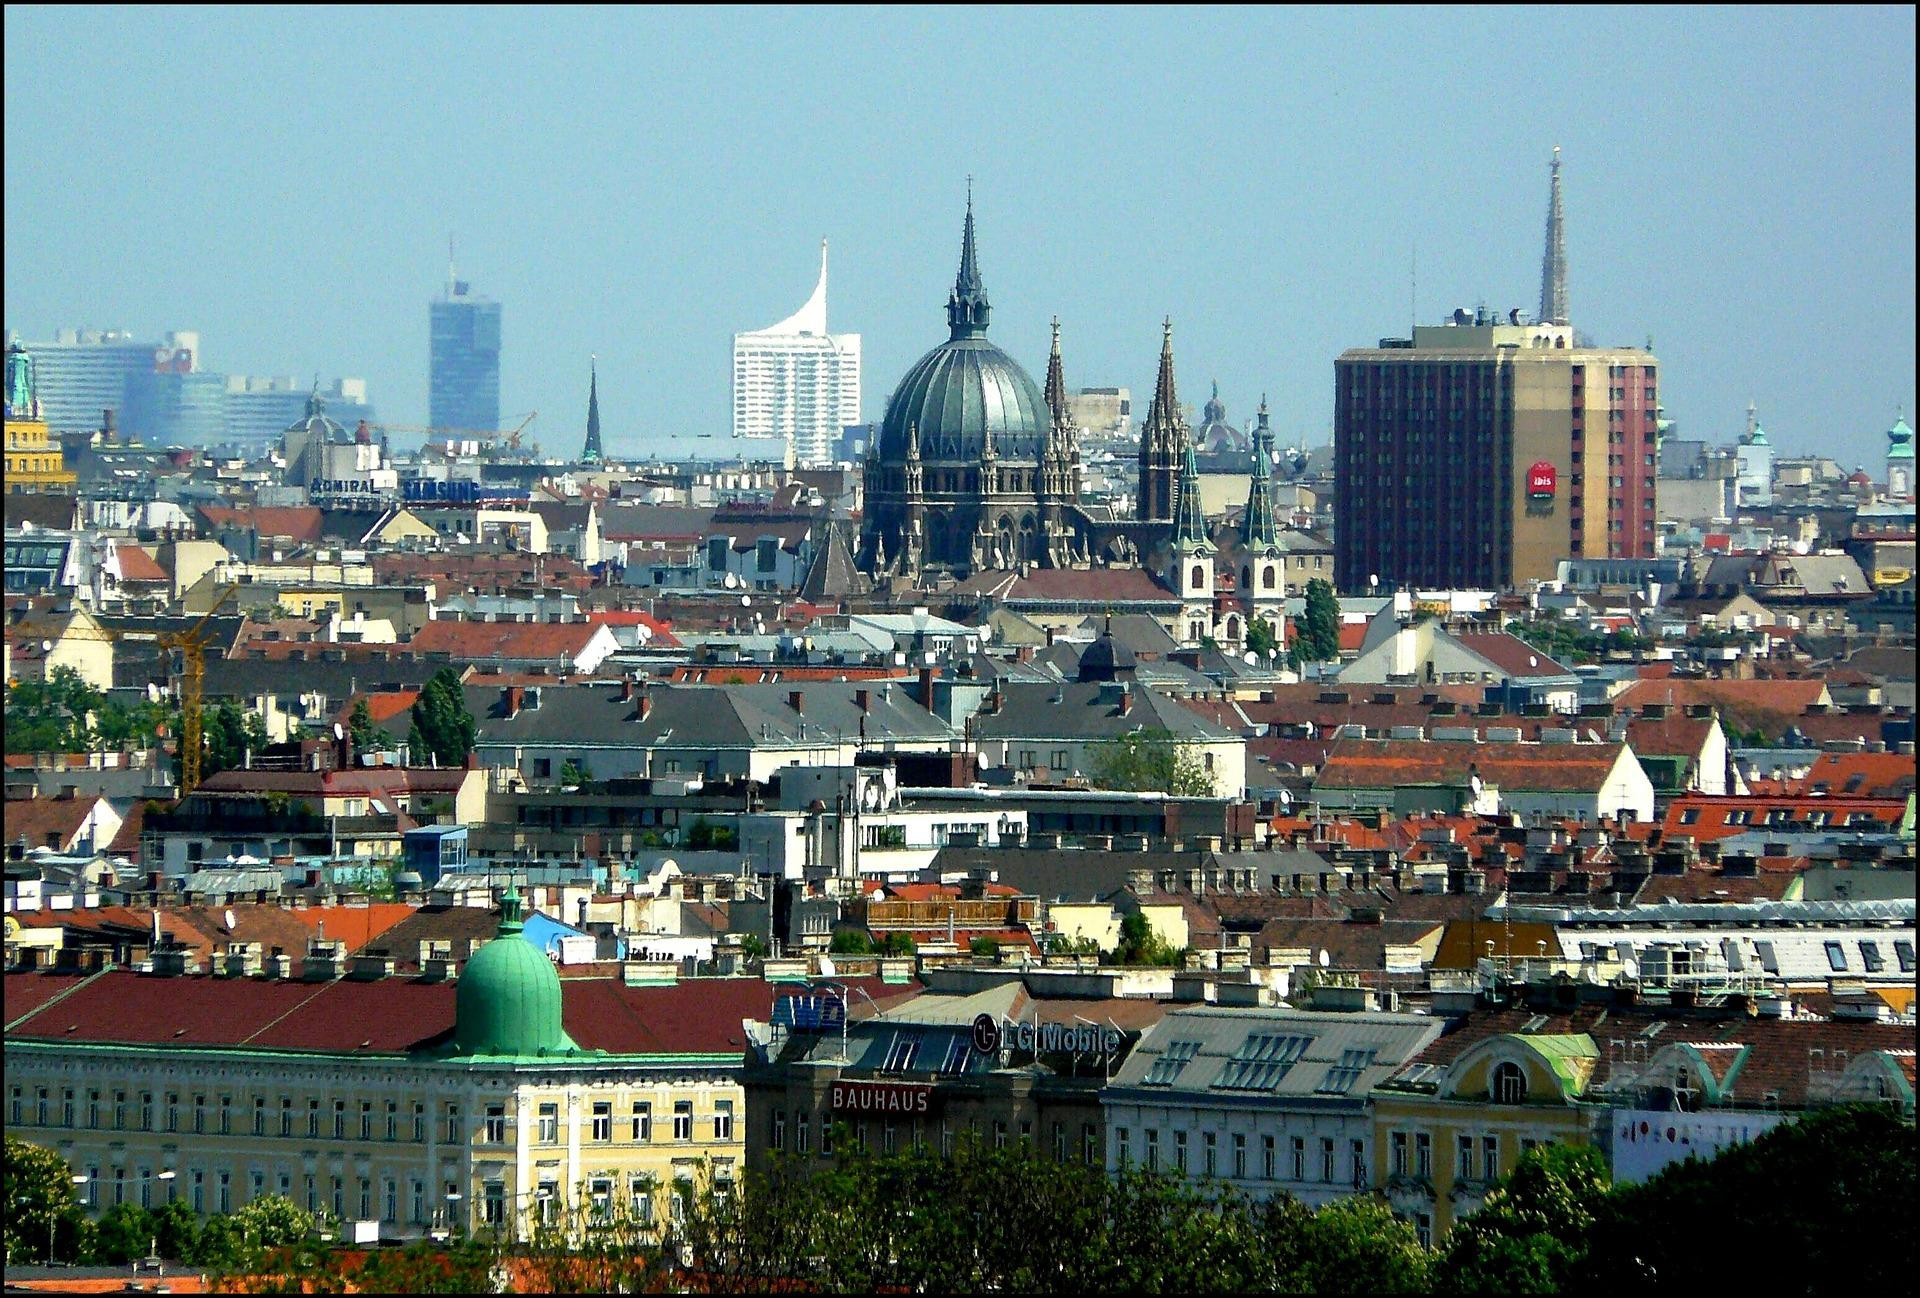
[1107, 1005, 1444, 1101]
[969, 681, 1239, 743]
[470, 680, 957, 750]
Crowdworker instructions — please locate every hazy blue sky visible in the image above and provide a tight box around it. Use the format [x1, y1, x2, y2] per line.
[5, 6, 1914, 465]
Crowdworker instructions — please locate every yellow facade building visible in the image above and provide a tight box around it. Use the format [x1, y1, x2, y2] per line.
[4, 895, 762, 1239]
[5, 342, 77, 492]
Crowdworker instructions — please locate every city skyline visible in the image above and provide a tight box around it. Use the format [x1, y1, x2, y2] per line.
[3, 6, 1913, 465]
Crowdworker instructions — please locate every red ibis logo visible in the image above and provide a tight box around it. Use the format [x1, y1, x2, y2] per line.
[1527, 461, 1558, 499]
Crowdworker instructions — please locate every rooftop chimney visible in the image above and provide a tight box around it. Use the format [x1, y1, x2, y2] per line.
[788, 690, 805, 713]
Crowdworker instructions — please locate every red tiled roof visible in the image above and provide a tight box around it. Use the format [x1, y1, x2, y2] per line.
[1, 793, 108, 852]
[333, 690, 419, 728]
[284, 903, 419, 952]
[1616, 678, 1830, 739]
[1788, 750, 1917, 800]
[1318, 738, 1626, 793]
[406, 620, 605, 662]
[114, 545, 168, 582]
[4, 968, 902, 1057]
[1457, 631, 1572, 678]
[1659, 793, 1907, 840]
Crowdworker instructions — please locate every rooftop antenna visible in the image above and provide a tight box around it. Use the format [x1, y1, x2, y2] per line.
[447, 234, 457, 296]
[1410, 241, 1417, 337]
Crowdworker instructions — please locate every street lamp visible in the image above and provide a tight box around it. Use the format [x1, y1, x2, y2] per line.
[47, 1173, 89, 1264]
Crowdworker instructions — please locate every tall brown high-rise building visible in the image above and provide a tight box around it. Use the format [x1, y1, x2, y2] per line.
[1334, 314, 1657, 591]
[1335, 151, 1656, 592]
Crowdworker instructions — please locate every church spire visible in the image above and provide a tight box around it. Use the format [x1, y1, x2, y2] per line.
[1174, 441, 1209, 548]
[1243, 399, 1278, 549]
[1145, 318, 1182, 446]
[1044, 316, 1068, 431]
[946, 180, 991, 339]
[1538, 146, 1568, 326]
[581, 356, 604, 465]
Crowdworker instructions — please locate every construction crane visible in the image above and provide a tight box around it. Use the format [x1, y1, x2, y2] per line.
[365, 411, 538, 454]
[161, 583, 239, 795]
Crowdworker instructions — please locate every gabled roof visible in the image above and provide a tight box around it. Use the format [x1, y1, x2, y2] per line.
[406, 619, 610, 664]
[1316, 738, 1629, 794]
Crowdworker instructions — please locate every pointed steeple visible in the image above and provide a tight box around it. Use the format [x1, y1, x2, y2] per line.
[1145, 318, 1182, 446]
[581, 356, 604, 465]
[905, 419, 921, 462]
[946, 180, 991, 339]
[1243, 399, 1278, 549]
[1538, 146, 1568, 326]
[1044, 317, 1068, 427]
[1174, 441, 1209, 547]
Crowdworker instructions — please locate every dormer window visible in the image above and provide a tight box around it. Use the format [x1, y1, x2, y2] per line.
[1491, 1060, 1527, 1105]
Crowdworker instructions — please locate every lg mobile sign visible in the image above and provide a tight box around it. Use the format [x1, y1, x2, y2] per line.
[972, 1013, 1123, 1058]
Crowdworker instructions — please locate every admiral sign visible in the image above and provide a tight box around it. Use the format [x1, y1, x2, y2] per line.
[970, 1012, 1123, 1059]
[1526, 461, 1558, 499]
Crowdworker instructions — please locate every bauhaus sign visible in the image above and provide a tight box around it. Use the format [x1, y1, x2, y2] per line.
[830, 1080, 934, 1114]
[1526, 461, 1558, 499]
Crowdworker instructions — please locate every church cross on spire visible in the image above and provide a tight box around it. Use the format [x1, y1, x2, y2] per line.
[947, 181, 991, 338]
[1146, 318, 1182, 448]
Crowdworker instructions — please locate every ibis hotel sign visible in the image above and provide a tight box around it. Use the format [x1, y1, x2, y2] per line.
[971, 1013, 1123, 1059]
[1526, 461, 1559, 500]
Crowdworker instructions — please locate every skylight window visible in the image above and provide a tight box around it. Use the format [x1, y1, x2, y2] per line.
[1213, 1033, 1312, 1090]
[1317, 1048, 1378, 1095]
[1141, 1040, 1201, 1087]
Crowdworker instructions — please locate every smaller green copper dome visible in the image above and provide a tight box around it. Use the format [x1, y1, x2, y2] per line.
[453, 887, 574, 1057]
[1888, 413, 1914, 460]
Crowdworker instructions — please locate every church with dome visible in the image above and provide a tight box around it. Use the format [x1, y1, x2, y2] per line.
[859, 195, 1197, 583]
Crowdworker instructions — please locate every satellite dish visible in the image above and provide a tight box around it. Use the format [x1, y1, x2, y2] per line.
[740, 595, 752, 608]
[223, 908, 237, 932]
[333, 722, 345, 740]
[818, 955, 837, 979]
[1318, 948, 1331, 968]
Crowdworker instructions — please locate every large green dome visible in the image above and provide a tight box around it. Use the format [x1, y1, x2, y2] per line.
[453, 888, 575, 1057]
[878, 189, 1049, 465]
[880, 335, 1050, 463]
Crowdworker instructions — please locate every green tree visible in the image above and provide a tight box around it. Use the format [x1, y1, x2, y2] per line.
[737, 933, 769, 962]
[1584, 1104, 1916, 1293]
[1437, 1143, 1609, 1294]
[408, 666, 476, 767]
[200, 699, 269, 780]
[1113, 910, 1184, 967]
[151, 1196, 201, 1261]
[877, 932, 917, 957]
[1290, 1195, 1432, 1294]
[558, 758, 592, 788]
[4, 1135, 80, 1263]
[92, 1202, 157, 1265]
[969, 935, 1002, 959]
[829, 928, 875, 955]
[93, 694, 171, 752]
[1090, 727, 1215, 796]
[1246, 616, 1279, 659]
[346, 696, 391, 753]
[685, 817, 737, 850]
[1294, 577, 1341, 663]
[3, 665, 103, 755]
[231, 1194, 313, 1251]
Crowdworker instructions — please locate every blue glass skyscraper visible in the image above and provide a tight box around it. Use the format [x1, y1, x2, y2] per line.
[430, 267, 500, 433]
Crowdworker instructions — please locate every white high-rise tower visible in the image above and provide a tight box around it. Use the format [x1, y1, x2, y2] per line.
[732, 240, 861, 467]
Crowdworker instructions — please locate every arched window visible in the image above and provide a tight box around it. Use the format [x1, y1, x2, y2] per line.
[1190, 564, 1206, 588]
[1226, 616, 1240, 639]
[1241, 565, 1252, 588]
[1262, 565, 1276, 590]
[1491, 1061, 1527, 1105]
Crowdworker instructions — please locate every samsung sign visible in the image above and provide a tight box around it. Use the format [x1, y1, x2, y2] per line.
[972, 1012, 1122, 1058]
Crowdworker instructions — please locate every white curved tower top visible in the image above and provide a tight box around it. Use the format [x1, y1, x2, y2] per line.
[745, 239, 830, 337]
[732, 238, 861, 466]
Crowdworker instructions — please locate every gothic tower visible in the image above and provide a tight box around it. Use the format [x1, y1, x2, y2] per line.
[1039, 317, 1082, 567]
[1240, 397, 1286, 643]
[1137, 319, 1184, 523]
[1538, 146, 1568, 327]
[581, 357, 604, 465]
[1168, 440, 1215, 645]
